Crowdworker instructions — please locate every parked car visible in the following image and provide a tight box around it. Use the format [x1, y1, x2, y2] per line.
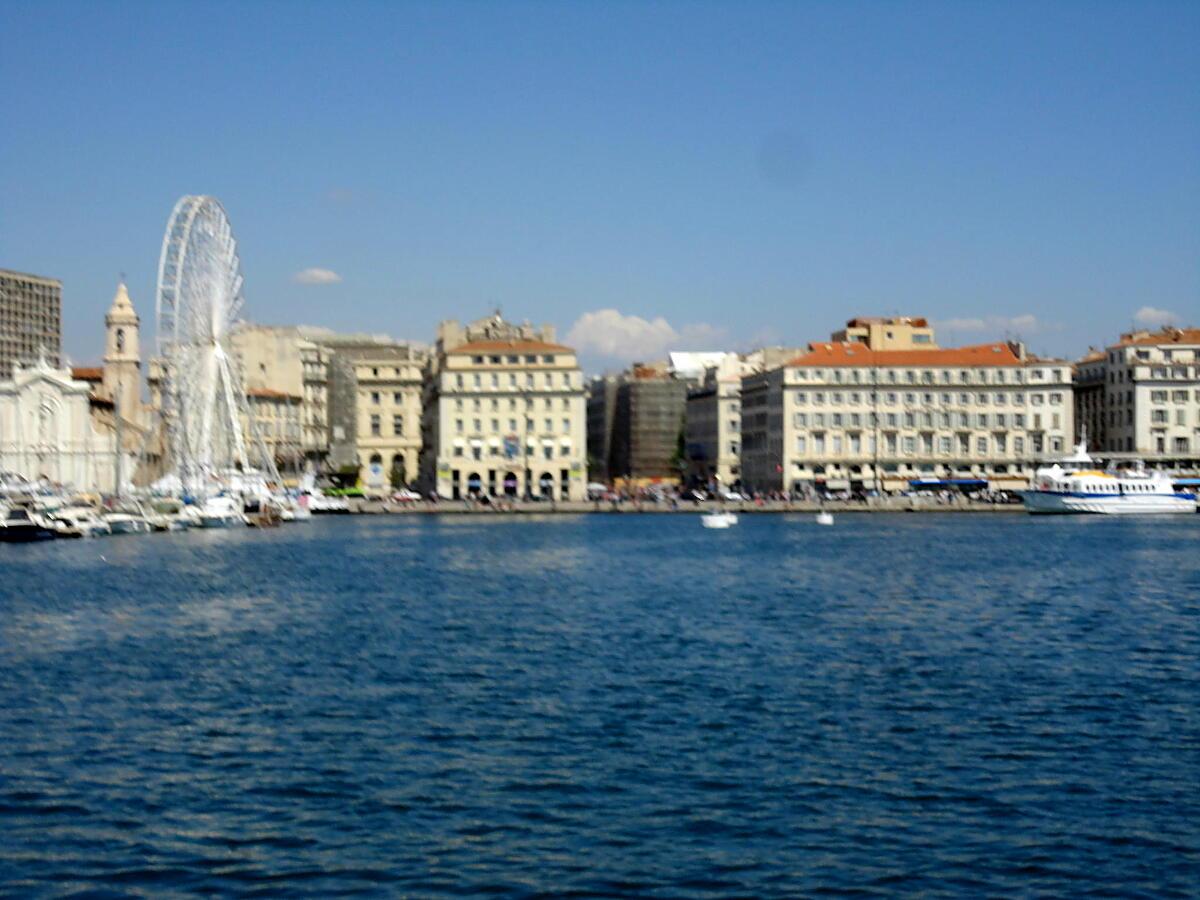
[391, 488, 422, 502]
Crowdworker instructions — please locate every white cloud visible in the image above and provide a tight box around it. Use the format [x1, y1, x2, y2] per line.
[1133, 306, 1178, 327]
[292, 267, 342, 285]
[566, 309, 726, 364]
[937, 314, 1045, 335]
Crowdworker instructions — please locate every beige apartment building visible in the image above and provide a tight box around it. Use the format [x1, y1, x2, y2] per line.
[230, 324, 330, 466]
[244, 388, 302, 472]
[741, 317, 1073, 494]
[352, 348, 425, 491]
[1074, 326, 1200, 461]
[1, 269, 62, 379]
[684, 348, 801, 489]
[421, 314, 586, 500]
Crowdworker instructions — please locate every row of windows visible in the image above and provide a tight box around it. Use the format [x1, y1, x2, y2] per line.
[1110, 366, 1196, 382]
[368, 414, 408, 437]
[452, 371, 576, 390]
[467, 353, 558, 366]
[456, 396, 572, 412]
[793, 411, 1062, 430]
[455, 417, 573, 435]
[793, 367, 1064, 386]
[367, 390, 416, 405]
[792, 390, 1063, 407]
[1149, 390, 1200, 403]
[1149, 409, 1195, 425]
[453, 444, 572, 460]
[794, 433, 1064, 457]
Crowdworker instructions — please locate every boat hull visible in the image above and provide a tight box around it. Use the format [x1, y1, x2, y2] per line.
[107, 520, 153, 535]
[197, 514, 244, 529]
[1023, 490, 1196, 515]
[0, 525, 56, 542]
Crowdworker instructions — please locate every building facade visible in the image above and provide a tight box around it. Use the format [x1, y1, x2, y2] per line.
[682, 348, 801, 489]
[608, 364, 688, 487]
[684, 355, 743, 488]
[351, 349, 425, 491]
[0, 353, 128, 493]
[244, 388, 303, 473]
[420, 314, 586, 500]
[230, 324, 330, 467]
[741, 319, 1074, 494]
[1074, 327, 1200, 461]
[1, 269, 62, 380]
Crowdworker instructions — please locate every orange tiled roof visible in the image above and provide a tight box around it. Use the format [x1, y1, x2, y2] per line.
[450, 339, 571, 355]
[1115, 327, 1200, 347]
[1076, 349, 1106, 364]
[71, 366, 104, 381]
[788, 341, 1023, 368]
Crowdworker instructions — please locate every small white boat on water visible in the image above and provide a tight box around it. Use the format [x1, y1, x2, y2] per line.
[104, 506, 154, 535]
[50, 506, 112, 538]
[1023, 441, 1197, 515]
[701, 510, 738, 529]
[816, 510, 835, 526]
[196, 495, 247, 528]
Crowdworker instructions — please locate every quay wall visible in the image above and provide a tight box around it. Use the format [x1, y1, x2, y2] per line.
[338, 498, 1025, 515]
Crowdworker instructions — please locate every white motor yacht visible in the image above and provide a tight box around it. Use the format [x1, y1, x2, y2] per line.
[0, 505, 57, 542]
[104, 506, 154, 535]
[196, 495, 246, 528]
[1023, 442, 1196, 515]
[701, 510, 738, 529]
[49, 506, 112, 538]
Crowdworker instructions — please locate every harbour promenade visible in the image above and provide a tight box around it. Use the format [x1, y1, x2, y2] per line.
[345, 496, 1025, 515]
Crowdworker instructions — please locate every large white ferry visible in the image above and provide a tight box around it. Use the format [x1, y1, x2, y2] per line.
[1023, 442, 1196, 515]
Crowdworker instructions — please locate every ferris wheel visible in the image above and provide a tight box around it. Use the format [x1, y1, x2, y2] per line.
[155, 195, 254, 496]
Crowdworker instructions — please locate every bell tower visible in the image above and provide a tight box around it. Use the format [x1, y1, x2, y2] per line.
[102, 280, 142, 427]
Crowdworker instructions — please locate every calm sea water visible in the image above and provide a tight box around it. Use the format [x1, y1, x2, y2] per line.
[2, 513, 1198, 897]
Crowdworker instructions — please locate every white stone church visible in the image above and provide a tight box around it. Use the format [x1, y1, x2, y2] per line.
[0, 282, 145, 495]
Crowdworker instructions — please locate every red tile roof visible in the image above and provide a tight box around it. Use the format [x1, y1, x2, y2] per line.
[1115, 327, 1200, 347]
[450, 339, 571, 355]
[788, 341, 1024, 368]
[71, 366, 104, 381]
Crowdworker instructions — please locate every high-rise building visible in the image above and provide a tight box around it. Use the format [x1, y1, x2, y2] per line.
[1073, 326, 1200, 461]
[420, 314, 586, 500]
[0, 269, 62, 379]
[741, 318, 1074, 494]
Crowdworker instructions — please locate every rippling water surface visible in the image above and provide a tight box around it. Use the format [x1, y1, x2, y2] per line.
[2, 513, 1199, 897]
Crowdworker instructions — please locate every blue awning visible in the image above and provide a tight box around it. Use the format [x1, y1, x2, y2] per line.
[1174, 478, 1200, 486]
[908, 478, 988, 488]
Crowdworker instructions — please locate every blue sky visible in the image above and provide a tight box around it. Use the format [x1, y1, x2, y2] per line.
[2, 1, 1197, 371]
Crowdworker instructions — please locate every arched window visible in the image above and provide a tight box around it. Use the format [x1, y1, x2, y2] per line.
[116, 328, 125, 352]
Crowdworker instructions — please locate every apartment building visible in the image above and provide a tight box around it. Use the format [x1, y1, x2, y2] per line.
[230, 324, 330, 467]
[606, 363, 687, 487]
[420, 314, 586, 500]
[683, 348, 801, 489]
[352, 349, 425, 490]
[1074, 326, 1200, 461]
[1, 269, 62, 379]
[244, 388, 302, 471]
[741, 318, 1073, 494]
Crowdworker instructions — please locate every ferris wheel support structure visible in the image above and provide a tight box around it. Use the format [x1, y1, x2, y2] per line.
[155, 195, 274, 498]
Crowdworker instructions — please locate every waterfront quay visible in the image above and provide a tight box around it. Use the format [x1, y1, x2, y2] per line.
[346, 496, 1025, 514]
